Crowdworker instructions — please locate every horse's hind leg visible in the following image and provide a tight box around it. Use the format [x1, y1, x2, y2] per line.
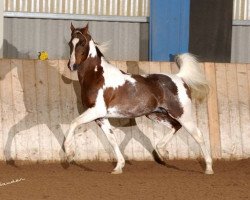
[147, 112, 182, 161]
[178, 117, 214, 174]
[96, 118, 125, 174]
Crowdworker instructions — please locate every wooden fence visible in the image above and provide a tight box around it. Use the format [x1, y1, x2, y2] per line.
[0, 59, 249, 162]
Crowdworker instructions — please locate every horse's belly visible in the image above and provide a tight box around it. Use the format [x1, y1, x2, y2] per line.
[106, 99, 157, 118]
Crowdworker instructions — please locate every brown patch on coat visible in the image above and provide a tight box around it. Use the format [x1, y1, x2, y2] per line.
[102, 74, 183, 118]
[103, 75, 159, 117]
[145, 74, 183, 118]
[147, 111, 182, 131]
[77, 56, 104, 108]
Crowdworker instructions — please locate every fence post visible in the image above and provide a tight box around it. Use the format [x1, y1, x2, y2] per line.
[205, 63, 221, 159]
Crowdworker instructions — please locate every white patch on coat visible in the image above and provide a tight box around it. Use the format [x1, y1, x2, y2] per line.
[69, 38, 79, 70]
[94, 89, 107, 116]
[94, 66, 98, 72]
[101, 57, 136, 89]
[106, 106, 126, 118]
[70, 89, 107, 128]
[167, 74, 192, 120]
[88, 40, 97, 58]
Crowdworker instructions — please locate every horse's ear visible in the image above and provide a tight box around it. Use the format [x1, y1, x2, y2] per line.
[85, 23, 89, 30]
[81, 23, 89, 34]
[70, 23, 75, 32]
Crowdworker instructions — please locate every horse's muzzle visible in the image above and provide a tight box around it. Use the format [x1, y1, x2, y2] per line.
[67, 61, 78, 71]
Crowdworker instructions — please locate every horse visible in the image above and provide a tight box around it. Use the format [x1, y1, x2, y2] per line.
[64, 23, 214, 175]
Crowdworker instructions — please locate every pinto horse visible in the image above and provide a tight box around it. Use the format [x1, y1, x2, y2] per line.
[64, 23, 214, 175]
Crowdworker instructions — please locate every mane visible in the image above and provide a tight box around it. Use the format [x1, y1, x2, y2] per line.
[95, 40, 111, 54]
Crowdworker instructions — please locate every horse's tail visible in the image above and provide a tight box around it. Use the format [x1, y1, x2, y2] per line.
[175, 53, 209, 101]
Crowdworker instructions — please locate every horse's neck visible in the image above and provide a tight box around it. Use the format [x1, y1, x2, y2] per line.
[78, 40, 115, 81]
[77, 53, 102, 82]
[86, 40, 112, 70]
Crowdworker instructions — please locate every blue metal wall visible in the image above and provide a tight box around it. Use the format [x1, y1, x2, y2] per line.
[150, 0, 190, 61]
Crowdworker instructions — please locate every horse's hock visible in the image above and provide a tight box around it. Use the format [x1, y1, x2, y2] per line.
[0, 59, 249, 162]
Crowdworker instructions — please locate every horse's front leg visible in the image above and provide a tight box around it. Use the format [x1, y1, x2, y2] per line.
[96, 118, 125, 174]
[64, 107, 106, 162]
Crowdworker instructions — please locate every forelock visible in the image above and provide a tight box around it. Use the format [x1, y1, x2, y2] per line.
[71, 29, 89, 43]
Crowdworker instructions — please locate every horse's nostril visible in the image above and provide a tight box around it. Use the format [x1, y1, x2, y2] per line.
[67, 61, 76, 71]
[73, 64, 78, 70]
[67, 60, 78, 71]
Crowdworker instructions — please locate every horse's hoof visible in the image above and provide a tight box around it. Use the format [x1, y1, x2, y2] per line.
[155, 147, 169, 162]
[205, 170, 214, 175]
[66, 152, 75, 163]
[6, 159, 15, 166]
[111, 168, 123, 175]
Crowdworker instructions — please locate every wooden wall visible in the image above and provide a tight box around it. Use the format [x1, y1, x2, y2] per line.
[0, 59, 249, 162]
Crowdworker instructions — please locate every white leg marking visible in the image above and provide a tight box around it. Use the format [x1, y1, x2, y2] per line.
[64, 107, 106, 161]
[147, 113, 176, 160]
[97, 118, 125, 174]
[65, 88, 107, 161]
[69, 38, 79, 70]
[156, 128, 176, 161]
[180, 119, 214, 174]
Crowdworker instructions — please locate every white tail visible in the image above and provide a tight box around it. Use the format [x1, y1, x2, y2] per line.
[176, 53, 209, 101]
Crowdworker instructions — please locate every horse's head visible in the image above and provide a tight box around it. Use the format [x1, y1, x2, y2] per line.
[68, 23, 91, 71]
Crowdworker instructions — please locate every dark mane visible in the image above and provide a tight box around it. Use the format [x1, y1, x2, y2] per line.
[95, 46, 104, 58]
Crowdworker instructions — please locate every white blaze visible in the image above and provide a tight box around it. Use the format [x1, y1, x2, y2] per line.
[69, 38, 79, 70]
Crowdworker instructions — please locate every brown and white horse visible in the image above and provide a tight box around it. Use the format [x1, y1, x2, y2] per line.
[64, 23, 214, 175]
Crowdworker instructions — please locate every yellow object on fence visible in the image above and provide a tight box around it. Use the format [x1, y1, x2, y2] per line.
[38, 51, 48, 60]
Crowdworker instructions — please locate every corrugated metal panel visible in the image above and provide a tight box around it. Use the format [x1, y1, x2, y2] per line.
[233, 0, 250, 20]
[231, 25, 250, 63]
[4, 0, 150, 16]
[3, 18, 148, 60]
